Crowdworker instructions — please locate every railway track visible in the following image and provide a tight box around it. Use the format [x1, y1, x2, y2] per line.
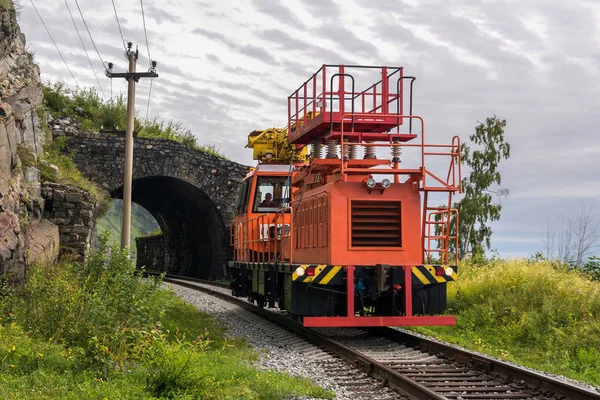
[163, 275, 600, 400]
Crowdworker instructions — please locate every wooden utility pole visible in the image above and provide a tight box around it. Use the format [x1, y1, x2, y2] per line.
[106, 42, 158, 251]
[120, 49, 136, 250]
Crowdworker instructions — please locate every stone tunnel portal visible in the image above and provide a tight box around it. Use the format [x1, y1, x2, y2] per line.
[112, 176, 227, 279]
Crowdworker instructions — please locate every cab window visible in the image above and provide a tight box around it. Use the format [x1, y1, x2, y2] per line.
[253, 176, 290, 213]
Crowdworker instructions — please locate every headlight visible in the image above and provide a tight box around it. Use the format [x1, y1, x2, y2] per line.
[444, 267, 455, 276]
[381, 178, 391, 188]
[295, 266, 305, 277]
[366, 178, 376, 188]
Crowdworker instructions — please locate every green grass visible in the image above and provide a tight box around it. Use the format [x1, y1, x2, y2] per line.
[410, 259, 600, 386]
[0, 0, 13, 10]
[145, 294, 334, 399]
[0, 291, 333, 399]
[0, 239, 333, 399]
[145, 228, 162, 236]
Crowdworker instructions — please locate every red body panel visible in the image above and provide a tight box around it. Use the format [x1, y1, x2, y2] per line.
[290, 182, 422, 266]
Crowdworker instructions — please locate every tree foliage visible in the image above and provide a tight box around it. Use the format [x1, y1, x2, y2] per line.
[448, 116, 511, 260]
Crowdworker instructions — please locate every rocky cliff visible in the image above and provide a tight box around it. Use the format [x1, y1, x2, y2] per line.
[0, 1, 57, 282]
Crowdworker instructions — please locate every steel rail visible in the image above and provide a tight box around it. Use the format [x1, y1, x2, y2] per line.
[369, 327, 600, 400]
[163, 276, 445, 400]
[162, 275, 600, 400]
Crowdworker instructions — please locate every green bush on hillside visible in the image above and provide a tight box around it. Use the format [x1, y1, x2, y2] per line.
[0, 234, 332, 399]
[42, 82, 123, 132]
[7, 234, 163, 370]
[580, 256, 600, 281]
[413, 258, 600, 385]
[41, 81, 227, 158]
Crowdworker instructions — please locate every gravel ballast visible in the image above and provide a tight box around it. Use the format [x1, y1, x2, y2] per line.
[167, 283, 408, 400]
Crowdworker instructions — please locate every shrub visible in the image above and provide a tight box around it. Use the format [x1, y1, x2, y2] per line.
[0, 248, 335, 399]
[16, 144, 36, 167]
[580, 256, 600, 281]
[42, 81, 72, 117]
[98, 95, 128, 131]
[9, 234, 163, 371]
[42, 81, 227, 158]
[137, 117, 227, 158]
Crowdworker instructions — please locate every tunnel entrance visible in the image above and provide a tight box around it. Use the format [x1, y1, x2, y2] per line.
[93, 199, 160, 260]
[111, 176, 227, 279]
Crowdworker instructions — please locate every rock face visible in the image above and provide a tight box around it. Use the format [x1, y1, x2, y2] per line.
[26, 219, 59, 266]
[0, 1, 57, 282]
[0, 3, 44, 154]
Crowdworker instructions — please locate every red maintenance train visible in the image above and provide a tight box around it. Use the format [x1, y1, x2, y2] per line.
[229, 65, 461, 327]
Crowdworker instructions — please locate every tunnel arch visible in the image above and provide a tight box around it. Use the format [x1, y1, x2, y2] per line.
[59, 133, 249, 277]
[112, 176, 227, 278]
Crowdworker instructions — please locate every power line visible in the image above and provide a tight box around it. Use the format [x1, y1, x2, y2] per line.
[145, 78, 153, 119]
[111, 0, 127, 50]
[29, 0, 79, 87]
[140, 0, 154, 119]
[139, 0, 152, 66]
[73, 0, 106, 68]
[64, 0, 105, 98]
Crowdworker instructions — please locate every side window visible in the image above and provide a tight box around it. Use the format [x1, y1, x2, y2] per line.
[236, 178, 252, 215]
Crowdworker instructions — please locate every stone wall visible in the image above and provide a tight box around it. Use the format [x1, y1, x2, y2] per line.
[135, 234, 165, 272]
[41, 182, 99, 261]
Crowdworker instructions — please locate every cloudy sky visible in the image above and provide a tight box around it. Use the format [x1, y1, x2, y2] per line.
[17, 0, 600, 259]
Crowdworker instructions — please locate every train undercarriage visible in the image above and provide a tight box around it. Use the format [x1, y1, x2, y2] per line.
[230, 262, 457, 327]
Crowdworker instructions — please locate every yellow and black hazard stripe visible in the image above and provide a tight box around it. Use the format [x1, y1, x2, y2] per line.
[292, 264, 344, 285]
[412, 265, 457, 285]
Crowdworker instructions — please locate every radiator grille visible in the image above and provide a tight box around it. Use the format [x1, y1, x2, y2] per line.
[351, 201, 401, 247]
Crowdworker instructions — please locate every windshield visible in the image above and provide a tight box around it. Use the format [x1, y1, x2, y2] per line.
[253, 176, 290, 213]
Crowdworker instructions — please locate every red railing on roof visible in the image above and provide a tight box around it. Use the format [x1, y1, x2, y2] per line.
[287, 65, 415, 144]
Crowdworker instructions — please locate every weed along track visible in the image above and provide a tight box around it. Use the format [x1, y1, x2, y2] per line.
[165, 276, 600, 400]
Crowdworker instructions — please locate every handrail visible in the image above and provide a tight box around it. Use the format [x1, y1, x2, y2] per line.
[274, 206, 294, 265]
[288, 65, 407, 138]
[339, 113, 425, 181]
[396, 76, 415, 132]
[329, 72, 356, 134]
[337, 113, 461, 192]
[424, 209, 459, 265]
[233, 206, 294, 265]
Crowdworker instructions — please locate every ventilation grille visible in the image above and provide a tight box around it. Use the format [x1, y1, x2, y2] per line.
[351, 201, 401, 247]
